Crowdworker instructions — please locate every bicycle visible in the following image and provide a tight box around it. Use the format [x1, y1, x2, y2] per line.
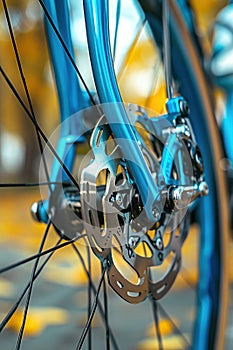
[0, 0, 230, 349]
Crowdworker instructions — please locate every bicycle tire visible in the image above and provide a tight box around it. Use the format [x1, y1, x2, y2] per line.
[0, 1, 230, 350]
[84, 0, 230, 349]
[137, 2, 230, 349]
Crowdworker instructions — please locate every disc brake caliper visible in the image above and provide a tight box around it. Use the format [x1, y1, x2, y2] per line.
[79, 99, 208, 303]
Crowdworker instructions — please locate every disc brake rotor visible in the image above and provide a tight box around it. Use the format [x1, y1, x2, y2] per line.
[80, 103, 204, 303]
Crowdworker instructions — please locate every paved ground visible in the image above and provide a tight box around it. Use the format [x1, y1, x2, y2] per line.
[0, 189, 232, 349]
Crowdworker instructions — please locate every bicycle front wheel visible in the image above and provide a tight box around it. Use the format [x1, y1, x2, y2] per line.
[0, 1, 230, 350]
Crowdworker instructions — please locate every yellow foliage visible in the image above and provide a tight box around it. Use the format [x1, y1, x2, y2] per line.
[146, 319, 175, 338]
[118, 38, 166, 113]
[7, 307, 69, 336]
[43, 262, 89, 286]
[0, 278, 14, 296]
[136, 333, 190, 350]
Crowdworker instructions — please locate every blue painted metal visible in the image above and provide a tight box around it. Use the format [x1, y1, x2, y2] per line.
[43, 0, 90, 187]
[39, 1, 225, 348]
[143, 5, 223, 348]
[222, 91, 233, 163]
[43, 0, 89, 122]
[168, 16, 221, 350]
[83, 0, 160, 222]
[160, 133, 180, 185]
[166, 96, 184, 117]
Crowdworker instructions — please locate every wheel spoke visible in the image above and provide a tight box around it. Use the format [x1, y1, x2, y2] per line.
[117, 18, 147, 83]
[179, 265, 197, 291]
[15, 220, 51, 349]
[76, 263, 107, 350]
[0, 182, 63, 188]
[1, 0, 51, 190]
[158, 302, 191, 348]
[2, 0, 36, 117]
[0, 0, 222, 348]
[145, 62, 162, 108]
[0, 236, 63, 332]
[151, 298, 163, 350]
[102, 262, 110, 350]
[0, 235, 86, 274]
[0, 65, 80, 191]
[37, 0, 96, 107]
[112, 0, 121, 61]
[162, 0, 173, 99]
[87, 246, 92, 350]
[71, 243, 120, 350]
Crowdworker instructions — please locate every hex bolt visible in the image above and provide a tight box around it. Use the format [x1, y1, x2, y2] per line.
[199, 181, 209, 196]
[155, 237, 163, 251]
[158, 252, 163, 262]
[116, 193, 123, 206]
[194, 148, 204, 171]
[175, 124, 191, 139]
[152, 207, 160, 221]
[129, 237, 137, 248]
[179, 100, 190, 116]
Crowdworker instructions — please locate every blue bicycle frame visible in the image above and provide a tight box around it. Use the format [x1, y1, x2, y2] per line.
[42, 1, 228, 349]
[44, 0, 163, 223]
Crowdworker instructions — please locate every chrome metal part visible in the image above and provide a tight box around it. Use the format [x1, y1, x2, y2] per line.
[171, 185, 199, 209]
[78, 103, 208, 303]
[31, 201, 40, 222]
[48, 185, 83, 239]
[80, 115, 132, 259]
[31, 200, 48, 224]
[198, 181, 209, 196]
[175, 124, 191, 139]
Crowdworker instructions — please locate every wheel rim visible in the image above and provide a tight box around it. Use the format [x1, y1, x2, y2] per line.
[0, 1, 226, 348]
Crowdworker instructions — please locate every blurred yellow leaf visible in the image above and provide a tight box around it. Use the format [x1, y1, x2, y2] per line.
[146, 319, 174, 338]
[7, 307, 69, 336]
[136, 334, 190, 350]
[0, 278, 14, 296]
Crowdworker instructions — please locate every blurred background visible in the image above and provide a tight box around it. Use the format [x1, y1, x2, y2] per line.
[0, 0, 232, 349]
[0, 0, 229, 182]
